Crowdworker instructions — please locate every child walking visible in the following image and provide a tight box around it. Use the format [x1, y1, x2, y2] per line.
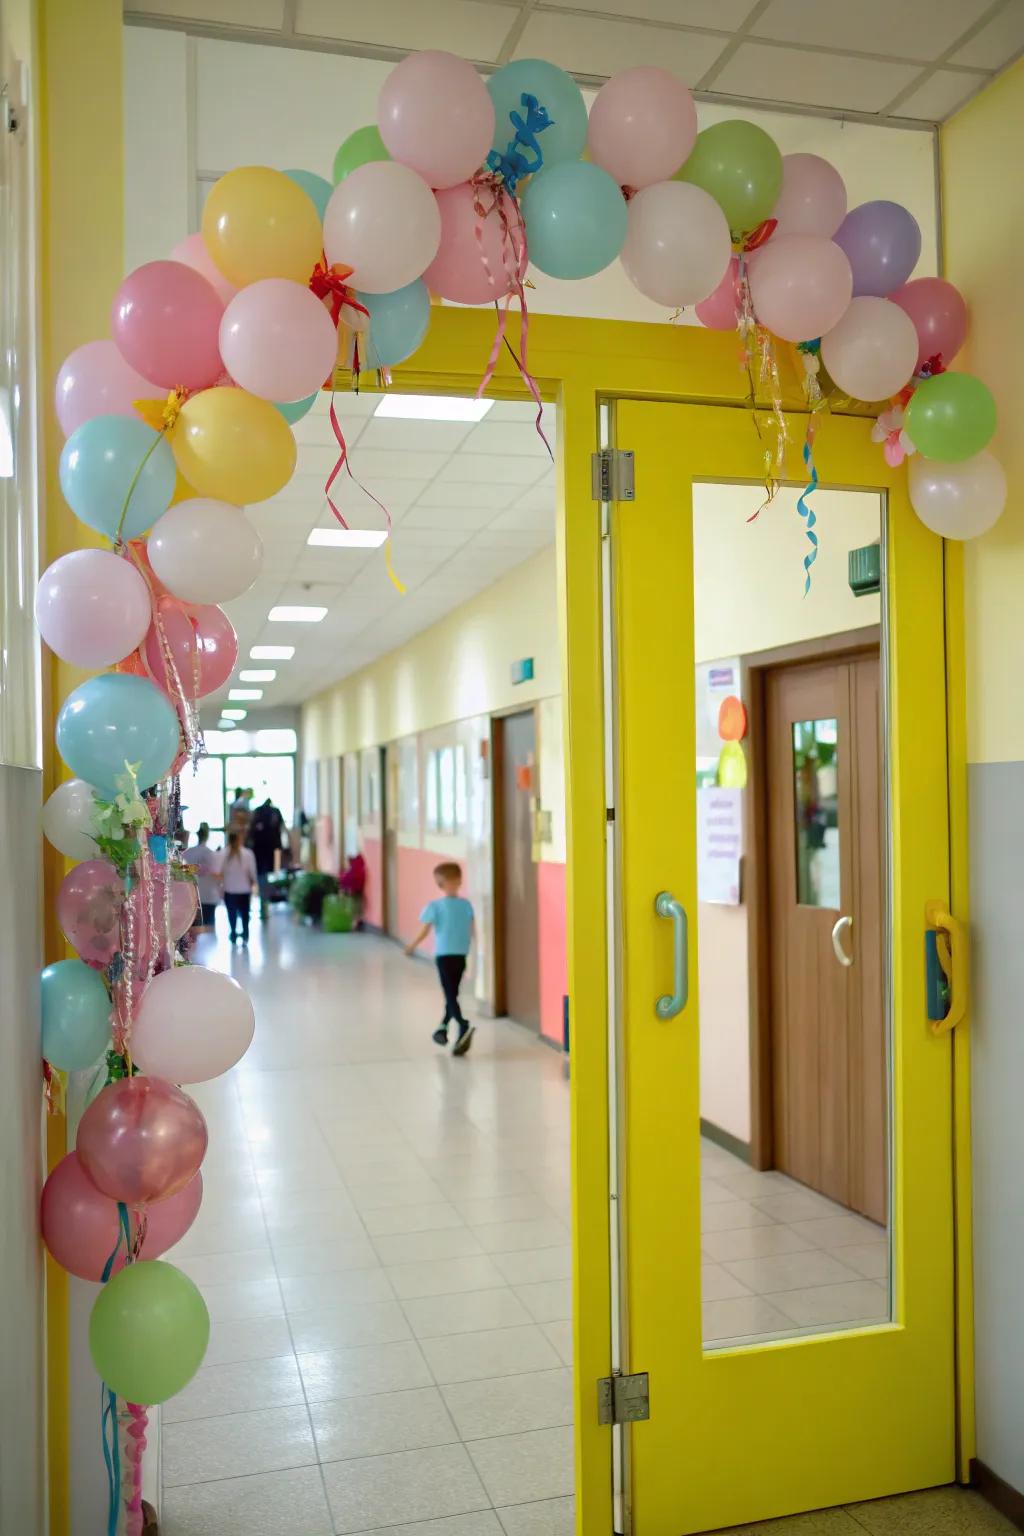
[406, 862, 475, 1055]
[219, 828, 258, 945]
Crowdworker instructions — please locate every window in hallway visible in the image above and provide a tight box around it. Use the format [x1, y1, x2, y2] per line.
[224, 754, 295, 827]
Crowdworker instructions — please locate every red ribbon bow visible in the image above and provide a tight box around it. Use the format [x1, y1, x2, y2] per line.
[309, 258, 370, 330]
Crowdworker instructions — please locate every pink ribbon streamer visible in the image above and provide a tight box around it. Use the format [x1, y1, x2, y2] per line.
[326, 396, 405, 593]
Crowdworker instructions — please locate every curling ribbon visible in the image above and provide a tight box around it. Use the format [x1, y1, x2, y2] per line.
[101, 1387, 121, 1536]
[797, 416, 820, 595]
[326, 394, 405, 594]
[736, 253, 786, 519]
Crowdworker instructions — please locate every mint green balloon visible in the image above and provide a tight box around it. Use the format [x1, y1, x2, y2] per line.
[904, 371, 997, 463]
[275, 392, 318, 425]
[283, 169, 332, 221]
[333, 126, 389, 185]
[41, 959, 111, 1071]
[90, 1260, 210, 1405]
[522, 161, 628, 280]
[675, 120, 782, 238]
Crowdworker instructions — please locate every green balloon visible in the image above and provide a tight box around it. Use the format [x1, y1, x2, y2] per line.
[90, 1260, 209, 1405]
[333, 125, 389, 185]
[275, 392, 319, 425]
[675, 120, 783, 239]
[904, 371, 997, 463]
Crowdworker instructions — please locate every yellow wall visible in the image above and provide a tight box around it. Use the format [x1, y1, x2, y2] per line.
[942, 58, 1024, 766]
[303, 547, 560, 757]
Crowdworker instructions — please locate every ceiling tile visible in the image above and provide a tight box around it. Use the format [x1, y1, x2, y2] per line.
[339, 447, 453, 480]
[489, 505, 555, 532]
[324, 477, 429, 513]
[295, 0, 515, 59]
[393, 527, 472, 549]
[415, 480, 521, 509]
[514, 11, 729, 80]
[713, 42, 920, 112]
[462, 420, 557, 457]
[750, 0, 995, 62]
[540, 0, 758, 25]
[356, 418, 477, 454]
[472, 529, 551, 550]
[401, 504, 498, 531]
[509, 476, 556, 512]
[435, 453, 548, 485]
[950, 3, 1024, 68]
[128, 0, 285, 26]
[889, 68, 990, 120]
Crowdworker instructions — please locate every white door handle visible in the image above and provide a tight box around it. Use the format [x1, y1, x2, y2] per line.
[831, 914, 854, 967]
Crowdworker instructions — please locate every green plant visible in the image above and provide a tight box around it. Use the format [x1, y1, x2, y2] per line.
[288, 870, 340, 920]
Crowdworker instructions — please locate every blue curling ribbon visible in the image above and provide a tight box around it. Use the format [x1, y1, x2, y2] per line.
[797, 430, 819, 595]
[101, 1385, 121, 1536]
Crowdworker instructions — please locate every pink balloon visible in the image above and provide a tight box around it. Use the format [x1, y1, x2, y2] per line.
[620, 181, 731, 308]
[77, 1076, 208, 1206]
[888, 277, 968, 372]
[57, 859, 125, 967]
[170, 232, 238, 308]
[749, 235, 853, 344]
[695, 255, 741, 330]
[55, 340, 156, 439]
[35, 548, 152, 669]
[422, 183, 527, 305]
[149, 863, 199, 941]
[820, 295, 919, 402]
[771, 154, 848, 239]
[219, 278, 338, 403]
[41, 1152, 202, 1281]
[144, 596, 199, 701]
[193, 604, 238, 695]
[587, 67, 697, 191]
[324, 162, 442, 294]
[132, 966, 255, 1084]
[112, 260, 225, 392]
[378, 50, 494, 191]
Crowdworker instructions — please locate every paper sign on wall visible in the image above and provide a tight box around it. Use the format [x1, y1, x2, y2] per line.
[697, 786, 743, 906]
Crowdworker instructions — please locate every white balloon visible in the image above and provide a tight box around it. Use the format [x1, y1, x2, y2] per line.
[821, 296, 918, 402]
[131, 965, 255, 1084]
[909, 451, 1007, 541]
[148, 498, 264, 605]
[42, 779, 99, 861]
[323, 161, 442, 295]
[620, 181, 732, 309]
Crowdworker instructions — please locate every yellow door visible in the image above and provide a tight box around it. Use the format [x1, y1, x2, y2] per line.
[612, 399, 955, 1533]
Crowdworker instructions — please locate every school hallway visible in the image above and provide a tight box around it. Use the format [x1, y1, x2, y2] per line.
[160, 916, 575, 1536]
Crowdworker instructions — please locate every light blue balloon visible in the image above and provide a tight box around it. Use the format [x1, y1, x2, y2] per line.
[41, 959, 111, 1072]
[56, 673, 181, 798]
[522, 161, 628, 280]
[487, 59, 587, 169]
[284, 168, 333, 222]
[356, 281, 431, 370]
[275, 392, 319, 425]
[59, 414, 176, 542]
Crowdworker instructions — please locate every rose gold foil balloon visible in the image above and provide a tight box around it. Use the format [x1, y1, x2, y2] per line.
[77, 1076, 208, 1205]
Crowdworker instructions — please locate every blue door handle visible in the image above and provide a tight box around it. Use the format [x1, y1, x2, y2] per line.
[655, 892, 688, 1019]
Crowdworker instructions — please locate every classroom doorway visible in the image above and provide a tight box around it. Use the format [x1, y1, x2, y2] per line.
[494, 707, 541, 1032]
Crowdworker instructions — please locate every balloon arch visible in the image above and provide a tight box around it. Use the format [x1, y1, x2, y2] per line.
[37, 49, 1000, 1533]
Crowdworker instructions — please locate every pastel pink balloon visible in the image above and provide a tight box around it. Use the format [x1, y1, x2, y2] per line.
[820, 295, 918, 402]
[219, 279, 338, 403]
[695, 255, 741, 330]
[144, 596, 200, 701]
[112, 260, 225, 392]
[41, 1152, 203, 1282]
[378, 50, 494, 191]
[422, 183, 527, 305]
[587, 67, 697, 191]
[151, 863, 199, 941]
[749, 234, 853, 343]
[57, 859, 125, 967]
[35, 548, 152, 669]
[55, 340, 155, 438]
[771, 153, 848, 239]
[77, 1076, 208, 1206]
[324, 162, 442, 294]
[170, 232, 238, 307]
[620, 181, 731, 308]
[193, 604, 238, 695]
[888, 277, 968, 372]
[132, 965, 255, 1084]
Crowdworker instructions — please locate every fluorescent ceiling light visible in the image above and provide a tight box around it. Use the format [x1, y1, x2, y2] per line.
[374, 393, 493, 423]
[216, 718, 237, 731]
[239, 669, 277, 682]
[268, 605, 327, 623]
[308, 528, 388, 549]
[250, 645, 294, 660]
[220, 708, 247, 720]
[229, 688, 263, 700]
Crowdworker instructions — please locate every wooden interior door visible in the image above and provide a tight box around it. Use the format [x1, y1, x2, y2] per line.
[498, 710, 540, 1031]
[766, 652, 885, 1222]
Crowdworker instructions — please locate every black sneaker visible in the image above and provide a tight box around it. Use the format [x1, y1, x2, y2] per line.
[452, 1022, 475, 1056]
[432, 1026, 449, 1047]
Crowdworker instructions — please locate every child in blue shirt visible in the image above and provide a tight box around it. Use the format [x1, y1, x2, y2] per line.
[405, 861, 475, 1055]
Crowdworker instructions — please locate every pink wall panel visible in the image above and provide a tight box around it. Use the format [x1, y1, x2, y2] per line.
[395, 845, 476, 953]
[360, 835, 384, 929]
[538, 859, 568, 1046]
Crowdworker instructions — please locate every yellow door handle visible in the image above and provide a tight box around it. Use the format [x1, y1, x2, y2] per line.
[925, 900, 968, 1033]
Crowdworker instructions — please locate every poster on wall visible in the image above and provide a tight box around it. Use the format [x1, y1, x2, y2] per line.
[697, 786, 742, 905]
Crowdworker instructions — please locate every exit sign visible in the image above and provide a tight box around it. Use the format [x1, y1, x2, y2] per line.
[511, 658, 534, 685]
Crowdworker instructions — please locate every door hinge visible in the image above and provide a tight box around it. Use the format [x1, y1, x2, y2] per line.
[597, 1370, 649, 1425]
[591, 448, 635, 503]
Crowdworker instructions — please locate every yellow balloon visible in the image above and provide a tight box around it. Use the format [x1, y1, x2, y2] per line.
[172, 388, 297, 504]
[202, 166, 323, 288]
[169, 466, 197, 506]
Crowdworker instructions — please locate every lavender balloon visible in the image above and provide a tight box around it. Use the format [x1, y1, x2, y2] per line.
[833, 200, 921, 298]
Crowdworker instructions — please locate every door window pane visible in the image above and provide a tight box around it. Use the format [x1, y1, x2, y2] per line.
[179, 756, 225, 836]
[224, 756, 295, 825]
[792, 717, 840, 908]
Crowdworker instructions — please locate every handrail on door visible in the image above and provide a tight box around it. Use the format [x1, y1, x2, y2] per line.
[654, 891, 688, 1019]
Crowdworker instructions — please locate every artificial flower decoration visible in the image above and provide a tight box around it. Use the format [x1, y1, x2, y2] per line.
[872, 405, 916, 468]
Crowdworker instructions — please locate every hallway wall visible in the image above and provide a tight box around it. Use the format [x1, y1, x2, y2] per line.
[942, 57, 1024, 1499]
